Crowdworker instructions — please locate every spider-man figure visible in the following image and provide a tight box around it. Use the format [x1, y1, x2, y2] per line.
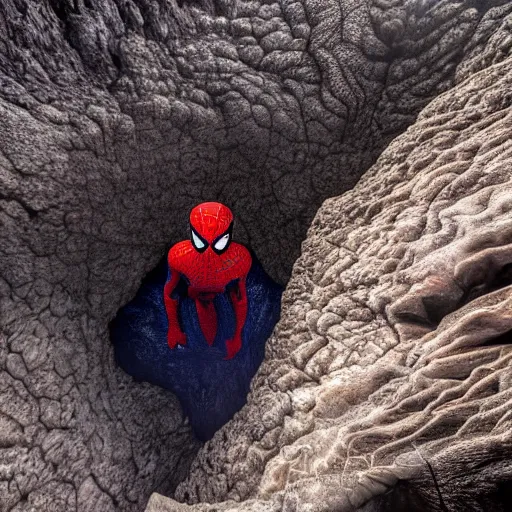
[164, 202, 251, 359]
[110, 202, 282, 440]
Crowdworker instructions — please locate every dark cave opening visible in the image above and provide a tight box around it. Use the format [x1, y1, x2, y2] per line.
[109, 247, 283, 441]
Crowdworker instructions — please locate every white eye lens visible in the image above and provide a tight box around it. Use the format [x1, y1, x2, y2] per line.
[214, 234, 230, 251]
[192, 230, 205, 249]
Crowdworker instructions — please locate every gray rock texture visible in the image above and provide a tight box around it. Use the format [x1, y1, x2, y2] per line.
[1, 0, 512, 511]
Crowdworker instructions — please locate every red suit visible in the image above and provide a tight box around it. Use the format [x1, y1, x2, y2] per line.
[164, 202, 252, 359]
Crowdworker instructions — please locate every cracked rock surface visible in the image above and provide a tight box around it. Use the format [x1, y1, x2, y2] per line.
[2, 0, 512, 511]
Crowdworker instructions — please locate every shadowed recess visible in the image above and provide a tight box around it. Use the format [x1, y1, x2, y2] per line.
[109, 250, 282, 441]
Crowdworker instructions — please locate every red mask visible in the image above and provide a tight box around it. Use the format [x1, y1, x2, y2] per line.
[189, 202, 234, 254]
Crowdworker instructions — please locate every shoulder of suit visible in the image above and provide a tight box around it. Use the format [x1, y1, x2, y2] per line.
[231, 243, 252, 272]
[168, 241, 193, 268]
